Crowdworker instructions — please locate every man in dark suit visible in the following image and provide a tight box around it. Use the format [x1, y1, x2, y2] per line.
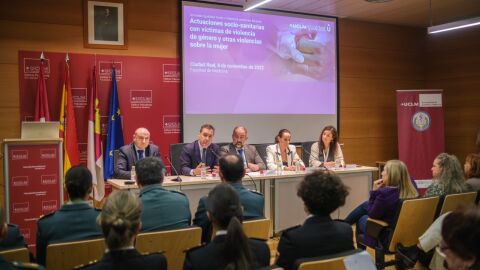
[115, 127, 161, 179]
[219, 126, 266, 172]
[180, 124, 219, 176]
[193, 154, 264, 242]
[276, 170, 355, 270]
[36, 166, 102, 266]
[135, 157, 191, 231]
[0, 224, 27, 250]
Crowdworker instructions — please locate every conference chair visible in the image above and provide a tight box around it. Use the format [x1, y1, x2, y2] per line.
[169, 143, 188, 175]
[0, 247, 29, 263]
[242, 218, 271, 240]
[135, 226, 202, 270]
[364, 196, 440, 269]
[252, 143, 270, 166]
[437, 191, 478, 217]
[46, 238, 105, 270]
[300, 141, 316, 166]
[293, 249, 362, 270]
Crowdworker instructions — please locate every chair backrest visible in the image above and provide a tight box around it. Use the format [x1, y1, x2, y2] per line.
[46, 238, 105, 270]
[387, 196, 440, 252]
[295, 249, 361, 270]
[0, 247, 29, 263]
[243, 218, 270, 240]
[301, 141, 316, 166]
[438, 192, 478, 216]
[169, 143, 188, 175]
[135, 226, 201, 270]
[252, 144, 270, 165]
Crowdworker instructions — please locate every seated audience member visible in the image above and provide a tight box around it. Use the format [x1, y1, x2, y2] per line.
[115, 127, 160, 179]
[440, 206, 480, 270]
[464, 153, 480, 191]
[276, 170, 354, 270]
[0, 223, 27, 250]
[309, 125, 345, 168]
[135, 157, 191, 231]
[344, 160, 418, 247]
[266, 129, 304, 171]
[36, 166, 102, 266]
[180, 124, 220, 176]
[194, 154, 264, 242]
[184, 184, 270, 270]
[219, 126, 266, 172]
[425, 153, 471, 197]
[78, 190, 167, 270]
[0, 207, 45, 270]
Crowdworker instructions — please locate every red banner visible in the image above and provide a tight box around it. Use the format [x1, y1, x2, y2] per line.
[5, 143, 63, 250]
[396, 90, 445, 193]
[18, 51, 181, 171]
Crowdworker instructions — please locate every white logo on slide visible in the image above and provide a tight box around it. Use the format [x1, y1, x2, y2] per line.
[12, 176, 29, 187]
[412, 111, 431, 132]
[13, 202, 30, 213]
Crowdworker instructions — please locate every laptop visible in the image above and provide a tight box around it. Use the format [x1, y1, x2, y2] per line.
[21, 121, 60, 139]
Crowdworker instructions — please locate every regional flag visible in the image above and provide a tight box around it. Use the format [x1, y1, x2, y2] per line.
[87, 66, 105, 200]
[104, 66, 124, 179]
[34, 52, 50, 122]
[59, 54, 80, 175]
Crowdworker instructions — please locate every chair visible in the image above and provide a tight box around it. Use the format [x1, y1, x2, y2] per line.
[0, 247, 29, 263]
[252, 144, 270, 166]
[169, 143, 188, 175]
[242, 218, 271, 240]
[437, 191, 478, 216]
[135, 226, 201, 270]
[46, 238, 105, 270]
[301, 141, 316, 166]
[364, 196, 440, 269]
[294, 249, 362, 270]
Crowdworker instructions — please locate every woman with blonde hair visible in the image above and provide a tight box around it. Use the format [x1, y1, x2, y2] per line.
[80, 190, 167, 270]
[345, 160, 418, 247]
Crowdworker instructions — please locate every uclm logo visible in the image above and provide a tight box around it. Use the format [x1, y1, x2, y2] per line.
[400, 102, 419, 107]
[42, 200, 57, 212]
[40, 149, 56, 159]
[41, 175, 57, 185]
[13, 202, 29, 213]
[11, 150, 28, 160]
[12, 176, 29, 187]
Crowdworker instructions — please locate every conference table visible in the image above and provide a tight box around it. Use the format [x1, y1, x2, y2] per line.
[108, 166, 377, 234]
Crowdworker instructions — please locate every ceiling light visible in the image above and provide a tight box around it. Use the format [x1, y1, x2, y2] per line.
[428, 17, 480, 34]
[243, 0, 272, 12]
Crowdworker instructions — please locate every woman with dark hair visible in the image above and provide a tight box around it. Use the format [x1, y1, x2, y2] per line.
[309, 125, 345, 168]
[441, 206, 480, 270]
[266, 129, 304, 171]
[79, 190, 167, 270]
[184, 184, 270, 270]
[464, 153, 480, 191]
[425, 153, 470, 197]
[276, 170, 354, 270]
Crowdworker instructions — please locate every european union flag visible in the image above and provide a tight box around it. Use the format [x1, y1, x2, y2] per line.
[104, 67, 124, 179]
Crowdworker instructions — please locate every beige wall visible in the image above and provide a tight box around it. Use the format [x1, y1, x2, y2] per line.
[1, 1, 479, 203]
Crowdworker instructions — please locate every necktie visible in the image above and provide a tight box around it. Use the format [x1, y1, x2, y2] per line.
[137, 150, 144, 160]
[202, 148, 207, 164]
[238, 149, 245, 164]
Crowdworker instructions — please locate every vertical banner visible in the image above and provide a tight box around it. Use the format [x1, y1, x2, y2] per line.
[5, 142, 63, 250]
[396, 90, 445, 194]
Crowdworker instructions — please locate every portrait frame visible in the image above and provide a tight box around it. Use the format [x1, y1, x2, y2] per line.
[83, 0, 128, 49]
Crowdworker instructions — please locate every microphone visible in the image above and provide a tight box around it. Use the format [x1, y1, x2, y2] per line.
[209, 147, 221, 169]
[302, 148, 328, 170]
[164, 155, 183, 183]
[244, 173, 258, 192]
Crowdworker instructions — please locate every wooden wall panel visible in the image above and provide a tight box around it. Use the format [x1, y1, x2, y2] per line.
[341, 137, 398, 166]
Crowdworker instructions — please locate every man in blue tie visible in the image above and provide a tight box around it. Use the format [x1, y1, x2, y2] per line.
[115, 127, 161, 179]
[219, 126, 265, 172]
[180, 124, 220, 176]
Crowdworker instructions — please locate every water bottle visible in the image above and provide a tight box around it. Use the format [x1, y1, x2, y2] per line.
[200, 166, 207, 179]
[130, 165, 136, 181]
[295, 160, 300, 173]
[276, 160, 283, 175]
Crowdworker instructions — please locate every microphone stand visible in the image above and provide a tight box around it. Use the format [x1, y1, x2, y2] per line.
[164, 155, 183, 191]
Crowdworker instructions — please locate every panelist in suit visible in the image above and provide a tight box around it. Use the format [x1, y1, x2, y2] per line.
[309, 125, 345, 168]
[276, 170, 354, 270]
[193, 154, 265, 242]
[219, 126, 265, 172]
[180, 124, 220, 176]
[36, 166, 102, 266]
[135, 157, 191, 232]
[185, 184, 270, 270]
[115, 127, 160, 179]
[266, 129, 304, 171]
[78, 190, 167, 270]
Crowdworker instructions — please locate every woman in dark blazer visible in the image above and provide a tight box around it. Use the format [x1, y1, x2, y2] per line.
[78, 190, 167, 270]
[184, 184, 270, 270]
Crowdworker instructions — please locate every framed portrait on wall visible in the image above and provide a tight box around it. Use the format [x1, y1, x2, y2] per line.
[84, 0, 127, 49]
